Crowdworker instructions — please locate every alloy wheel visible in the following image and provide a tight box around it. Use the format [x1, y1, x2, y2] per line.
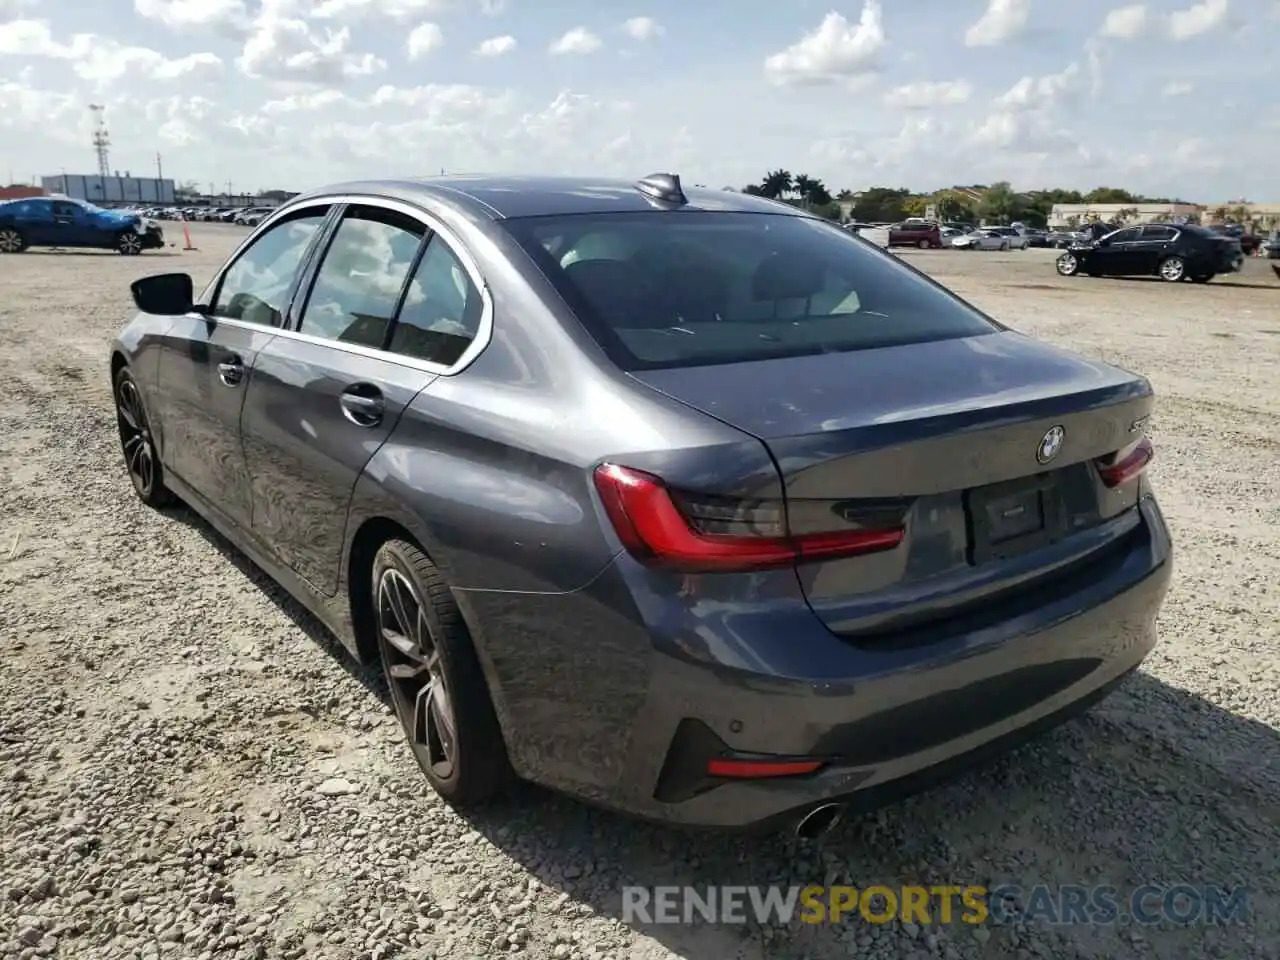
[0, 228, 23, 253]
[116, 377, 156, 497]
[1159, 257, 1184, 282]
[377, 568, 457, 779]
[1057, 254, 1078, 275]
[118, 232, 142, 255]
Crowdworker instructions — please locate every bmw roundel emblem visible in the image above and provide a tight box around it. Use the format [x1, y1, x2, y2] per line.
[1037, 425, 1066, 464]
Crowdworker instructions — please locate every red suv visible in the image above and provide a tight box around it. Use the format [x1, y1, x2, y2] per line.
[889, 219, 942, 248]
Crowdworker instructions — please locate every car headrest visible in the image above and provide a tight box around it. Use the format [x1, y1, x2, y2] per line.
[750, 251, 826, 301]
[563, 258, 667, 327]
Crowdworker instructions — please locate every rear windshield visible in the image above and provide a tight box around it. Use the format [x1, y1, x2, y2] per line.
[501, 211, 998, 370]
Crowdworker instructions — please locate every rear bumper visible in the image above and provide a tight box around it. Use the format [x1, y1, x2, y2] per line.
[467, 496, 1172, 830]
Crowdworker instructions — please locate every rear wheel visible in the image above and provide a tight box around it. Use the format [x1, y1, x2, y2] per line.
[117, 231, 143, 255]
[1158, 256, 1185, 282]
[1000, 241, 1009, 251]
[918, 239, 930, 249]
[1056, 253, 1080, 276]
[0, 226, 27, 253]
[373, 539, 514, 805]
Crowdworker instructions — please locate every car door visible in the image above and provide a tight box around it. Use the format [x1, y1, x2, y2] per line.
[240, 200, 484, 595]
[1132, 224, 1177, 273]
[152, 204, 333, 527]
[1093, 227, 1141, 274]
[49, 200, 89, 247]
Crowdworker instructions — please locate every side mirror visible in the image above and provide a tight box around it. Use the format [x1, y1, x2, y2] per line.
[131, 273, 195, 315]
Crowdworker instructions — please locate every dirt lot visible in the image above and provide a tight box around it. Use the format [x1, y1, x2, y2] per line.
[1, 225, 1277, 960]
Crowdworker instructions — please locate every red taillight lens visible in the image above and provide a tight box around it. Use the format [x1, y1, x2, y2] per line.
[592, 463, 905, 573]
[1097, 436, 1154, 487]
[705, 757, 825, 779]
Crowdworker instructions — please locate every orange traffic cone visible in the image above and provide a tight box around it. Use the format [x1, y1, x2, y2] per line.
[182, 222, 197, 251]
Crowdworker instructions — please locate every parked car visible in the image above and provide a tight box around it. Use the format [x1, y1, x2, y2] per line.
[0, 197, 164, 254]
[942, 221, 975, 235]
[952, 229, 1012, 250]
[888, 219, 943, 248]
[983, 226, 1029, 250]
[1211, 224, 1262, 256]
[1263, 234, 1280, 259]
[1056, 222, 1243, 282]
[109, 173, 1171, 834]
[235, 206, 274, 226]
[1022, 229, 1050, 248]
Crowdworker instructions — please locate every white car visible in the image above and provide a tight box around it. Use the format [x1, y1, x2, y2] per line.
[984, 226, 1030, 250]
[951, 229, 1011, 251]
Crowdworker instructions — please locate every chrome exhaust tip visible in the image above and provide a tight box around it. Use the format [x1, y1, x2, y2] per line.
[794, 802, 845, 841]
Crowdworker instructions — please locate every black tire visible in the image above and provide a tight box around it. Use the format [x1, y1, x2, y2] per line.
[372, 539, 513, 805]
[1056, 253, 1080, 276]
[117, 231, 143, 255]
[1158, 256, 1185, 282]
[918, 239, 930, 249]
[0, 225, 27, 253]
[113, 366, 175, 508]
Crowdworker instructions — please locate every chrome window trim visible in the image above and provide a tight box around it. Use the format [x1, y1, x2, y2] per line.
[194, 193, 495, 377]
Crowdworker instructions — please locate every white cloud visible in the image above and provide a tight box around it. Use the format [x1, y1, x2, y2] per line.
[1162, 80, 1195, 96]
[479, 0, 505, 13]
[964, 0, 1031, 47]
[548, 27, 601, 55]
[1099, 4, 1148, 39]
[132, 0, 250, 38]
[763, 1, 885, 86]
[883, 79, 972, 109]
[623, 17, 663, 41]
[261, 90, 351, 114]
[0, 19, 223, 86]
[474, 34, 516, 56]
[1167, 0, 1229, 40]
[312, 0, 446, 21]
[237, 13, 385, 83]
[406, 22, 443, 59]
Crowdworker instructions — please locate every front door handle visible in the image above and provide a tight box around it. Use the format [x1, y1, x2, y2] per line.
[339, 387, 384, 427]
[217, 356, 244, 386]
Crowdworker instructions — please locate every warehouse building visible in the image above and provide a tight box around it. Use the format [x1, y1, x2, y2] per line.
[40, 173, 176, 206]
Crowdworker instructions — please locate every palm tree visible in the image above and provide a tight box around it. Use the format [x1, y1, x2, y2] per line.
[760, 169, 792, 200]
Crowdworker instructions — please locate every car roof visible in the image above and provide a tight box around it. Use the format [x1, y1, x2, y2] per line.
[290, 174, 809, 220]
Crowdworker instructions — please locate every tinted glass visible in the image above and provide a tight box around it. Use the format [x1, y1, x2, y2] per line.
[504, 212, 996, 370]
[1109, 228, 1141, 242]
[212, 210, 328, 327]
[386, 237, 484, 367]
[298, 206, 425, 349]
[1141, 225, 1176, 240]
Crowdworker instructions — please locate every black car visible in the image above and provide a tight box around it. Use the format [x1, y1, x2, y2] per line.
[1055, 222, 1243, 283]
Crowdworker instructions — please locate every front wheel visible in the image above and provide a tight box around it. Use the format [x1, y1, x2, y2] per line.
[114, 367, 174, 507]
[373, 539, 514, 805]
[0, 226, 27, 253]
[1158, 256, 1185, 282]
[117, 231, 143, 255]
[1056, 253, 1080, 276]
[1000, 242, 1009, 251]
[918, 239, 930, 249]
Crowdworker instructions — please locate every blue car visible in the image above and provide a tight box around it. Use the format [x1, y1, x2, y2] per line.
[0, 197, 165, 254]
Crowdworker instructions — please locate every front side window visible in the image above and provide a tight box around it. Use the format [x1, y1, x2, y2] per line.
[211, 208, 329, 328]
[297, 206, 426, 348]
[385, 237, 484, 367]
[503, 211, 996, 370]
[1108, 228, 1141, 243]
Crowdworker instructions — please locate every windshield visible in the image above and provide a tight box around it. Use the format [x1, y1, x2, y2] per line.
[501, 211, 997, 371]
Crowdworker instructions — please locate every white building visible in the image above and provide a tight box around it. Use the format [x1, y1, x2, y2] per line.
[1048, 202, 1200, 228]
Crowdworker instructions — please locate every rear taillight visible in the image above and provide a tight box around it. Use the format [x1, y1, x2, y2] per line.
[1096, 436, 1154, 487]
[592, 463, 905, 573]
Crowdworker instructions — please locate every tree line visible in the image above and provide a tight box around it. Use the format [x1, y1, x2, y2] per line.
[730, 171, 1214, 227]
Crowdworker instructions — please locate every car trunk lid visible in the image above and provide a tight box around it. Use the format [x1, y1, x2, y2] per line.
[630, 331, 1154, 638]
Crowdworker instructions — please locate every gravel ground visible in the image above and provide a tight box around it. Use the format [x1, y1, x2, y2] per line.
[1, 225, 1277, 960]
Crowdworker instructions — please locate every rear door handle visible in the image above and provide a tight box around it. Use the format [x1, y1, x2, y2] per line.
[339, 386, 384, 426]
[217, 356, 244, 386]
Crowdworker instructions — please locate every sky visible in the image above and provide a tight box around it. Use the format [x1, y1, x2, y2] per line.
[1, 0, 1277, 202]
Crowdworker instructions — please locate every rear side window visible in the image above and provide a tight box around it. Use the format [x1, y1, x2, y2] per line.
[386, 237, 484, 367]
[502, 211, 997, 370]
[297, 206, 426, 348]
